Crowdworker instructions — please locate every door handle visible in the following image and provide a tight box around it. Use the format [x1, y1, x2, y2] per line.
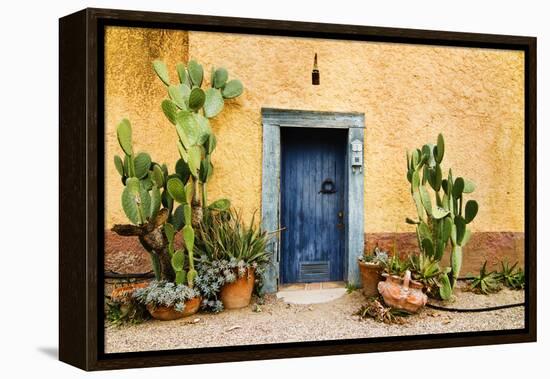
[337, 211, 344, 229]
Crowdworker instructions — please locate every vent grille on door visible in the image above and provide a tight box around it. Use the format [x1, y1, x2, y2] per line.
[299, 261, 330, 282]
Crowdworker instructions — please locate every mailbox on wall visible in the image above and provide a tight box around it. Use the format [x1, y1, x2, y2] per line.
[351, 139, 363, 173]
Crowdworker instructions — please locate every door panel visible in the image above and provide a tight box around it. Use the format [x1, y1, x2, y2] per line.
[280, 128, 347, 283]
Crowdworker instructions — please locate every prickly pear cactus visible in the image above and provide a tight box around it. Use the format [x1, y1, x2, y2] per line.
[114, 119, 162, 225]
[111, 58, 244, 288]
[152, 58, 241, 223]
[406, 134, 479, 299]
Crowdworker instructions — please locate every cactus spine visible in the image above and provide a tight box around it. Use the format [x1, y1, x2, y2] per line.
[406, 134, 479, 299]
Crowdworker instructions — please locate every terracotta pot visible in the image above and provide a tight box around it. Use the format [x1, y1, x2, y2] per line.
[358, 260, 384, 297]
[220, 268, 255, 309]
[377, 270, 427, 313]
[146, 296, 201, 321]
[110, 282, 148, 303]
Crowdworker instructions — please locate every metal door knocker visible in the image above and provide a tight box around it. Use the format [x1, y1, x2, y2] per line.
[319, 179, 337, 194]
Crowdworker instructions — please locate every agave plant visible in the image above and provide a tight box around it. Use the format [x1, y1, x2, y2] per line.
[496, 261, 525, 290]
[382, 253, 411, 277]
[195, 210, 270, 266]
[467, 261, 502, 294]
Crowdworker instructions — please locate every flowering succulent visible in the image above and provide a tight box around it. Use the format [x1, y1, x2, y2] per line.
[133, 281, 198, 312]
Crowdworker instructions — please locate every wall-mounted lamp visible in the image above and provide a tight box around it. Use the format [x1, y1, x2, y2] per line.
[312, 53, 320, 85]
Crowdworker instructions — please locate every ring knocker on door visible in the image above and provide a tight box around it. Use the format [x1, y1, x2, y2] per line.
[319, 178, 337, 194]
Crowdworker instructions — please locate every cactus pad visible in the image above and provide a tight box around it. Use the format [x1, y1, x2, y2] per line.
[116, 119, 133, 156]
[187, 60, 203, 87]
[204, 88, 224, 118]
[166, 177, 187, 204]
[153, 60, 170, 86]
[221, 79, 243, 99]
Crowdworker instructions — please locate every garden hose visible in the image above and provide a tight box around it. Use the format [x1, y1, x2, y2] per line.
[423, 276, 525, 312]
[105, 271, 524, 313]
[426, 302, 525, 313]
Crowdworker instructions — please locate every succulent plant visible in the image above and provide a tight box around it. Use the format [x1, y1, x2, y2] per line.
[495, 261, 525, 290]
[406, 134, 479, 299]
[467, 261, 502, 294]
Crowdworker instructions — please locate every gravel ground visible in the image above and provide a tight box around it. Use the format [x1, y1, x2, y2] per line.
[104, 283, 524, 353]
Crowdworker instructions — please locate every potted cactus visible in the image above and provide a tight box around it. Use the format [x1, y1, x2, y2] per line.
[405, 133, 479, 300]
[357, 246, 388, 297]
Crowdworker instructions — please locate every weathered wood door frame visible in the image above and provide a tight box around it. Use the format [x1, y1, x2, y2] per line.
[261, 108, 365, 293]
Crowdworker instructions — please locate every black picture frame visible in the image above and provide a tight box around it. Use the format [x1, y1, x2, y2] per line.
[59, 7, 537, 371]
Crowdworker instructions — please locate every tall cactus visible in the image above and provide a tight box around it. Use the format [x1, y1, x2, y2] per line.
[111, 59, 242, 287]
[406, 134, 479, 299]
[153, 59, 241, 225]
[152, 59, 240, 286]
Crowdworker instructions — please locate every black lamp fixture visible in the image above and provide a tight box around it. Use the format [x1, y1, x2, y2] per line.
[312, 53, 320, 85]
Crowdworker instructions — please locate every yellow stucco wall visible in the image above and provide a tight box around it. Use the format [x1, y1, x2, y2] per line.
[105, 27, 524, 234]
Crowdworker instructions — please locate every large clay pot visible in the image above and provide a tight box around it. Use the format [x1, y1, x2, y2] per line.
[358, 260, 384, 297]
[146, 296, 201, 321]
[377, 270, 427, 313]
[220, 268, 255, 309]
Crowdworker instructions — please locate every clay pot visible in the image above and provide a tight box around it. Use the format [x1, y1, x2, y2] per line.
[110, 282, 148, 303]
[220, 268, 255, 309]
[358, 260, 384, 297]
[377, 270, 427, 313]
[146, 296, 201, 321]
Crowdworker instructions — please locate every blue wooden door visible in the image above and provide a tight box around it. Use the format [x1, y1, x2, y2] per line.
[280, 128, 347, 283]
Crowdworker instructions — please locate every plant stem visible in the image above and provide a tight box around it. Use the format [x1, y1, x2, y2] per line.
[149, 252, 161, 281]
[202, 182, 207, 208]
